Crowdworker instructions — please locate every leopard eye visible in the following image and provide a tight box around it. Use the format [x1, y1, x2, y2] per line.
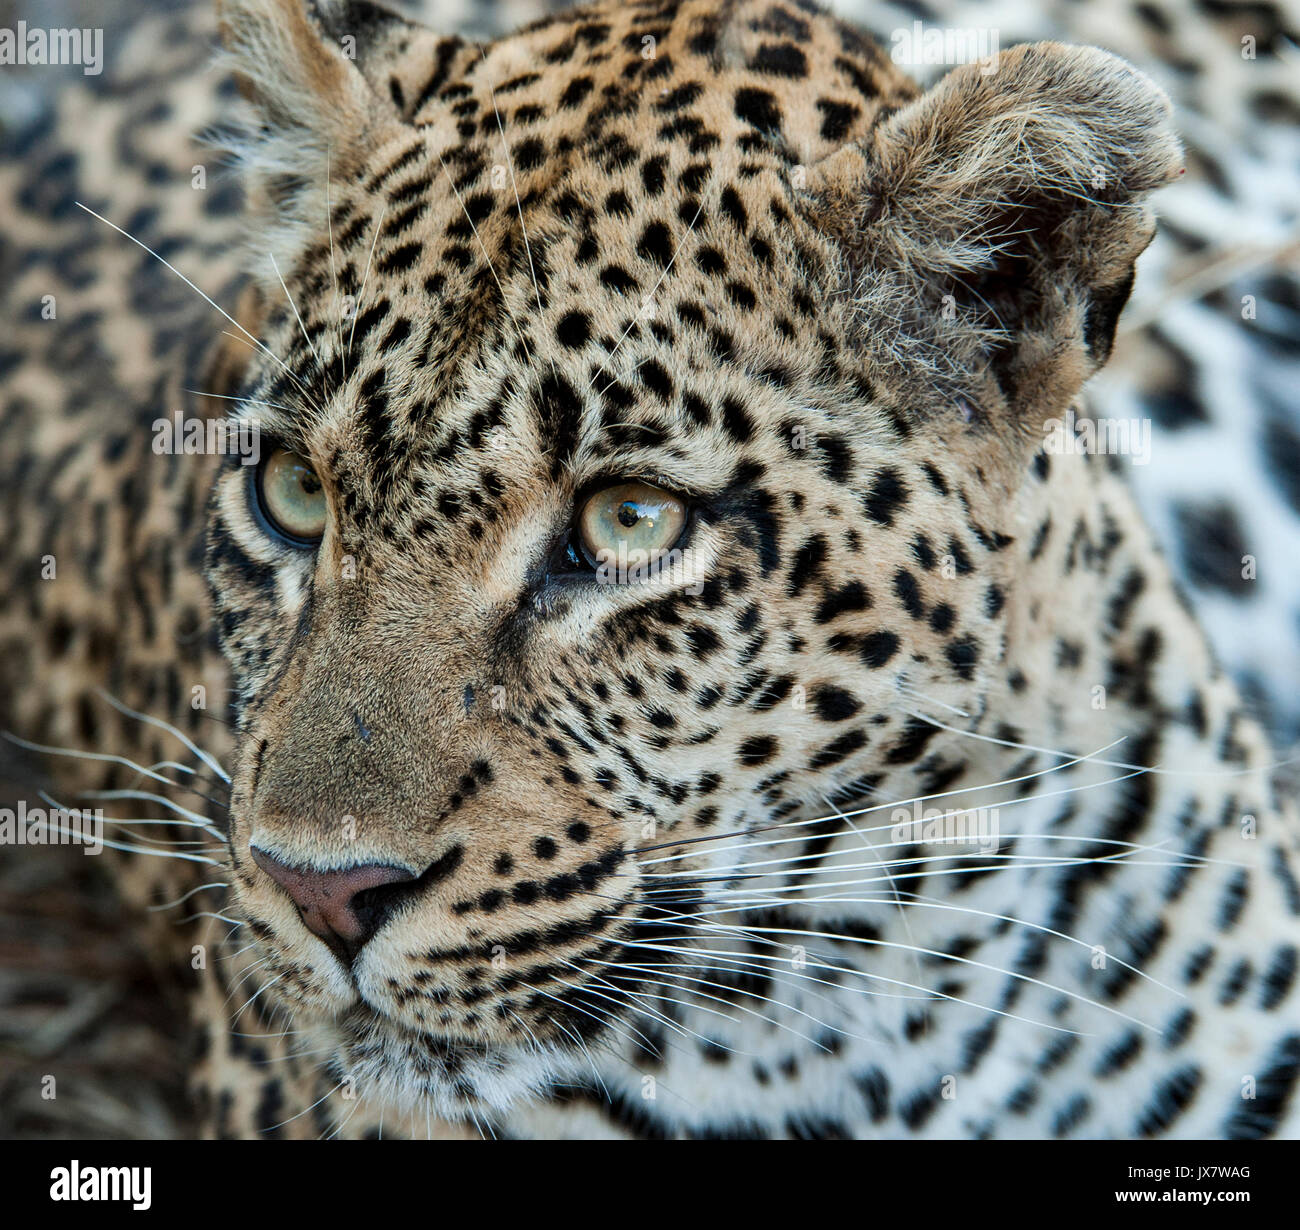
[577, 481, 687, 565]
[256, 448, 326, 544]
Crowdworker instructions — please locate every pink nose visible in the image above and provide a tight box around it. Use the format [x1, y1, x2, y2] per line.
[250, 847, 416, 960]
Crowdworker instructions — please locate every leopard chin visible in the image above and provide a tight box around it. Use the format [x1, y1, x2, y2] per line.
[318, 1005, 578, 1122]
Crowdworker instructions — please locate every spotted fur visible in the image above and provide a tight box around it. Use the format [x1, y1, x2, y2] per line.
[1, 0, 1298, 1139]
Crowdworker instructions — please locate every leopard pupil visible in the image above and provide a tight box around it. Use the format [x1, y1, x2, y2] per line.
[617, 502, 639, 528]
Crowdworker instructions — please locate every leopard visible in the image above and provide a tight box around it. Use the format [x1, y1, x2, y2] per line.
[1, 0, 1298, 1140]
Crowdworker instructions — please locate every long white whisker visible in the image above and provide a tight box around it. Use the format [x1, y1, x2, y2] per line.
[607, 936, 1087, 1037]
[631, 914, 1160, 1034]
[82, 788, 223, 833]
[347, 204, 387, 358]
[588, 198, 706, 391]
[34, 790, 221, 864]
[74, 201, 310, 398]
[269, 248, 320, 367]
[148, 881, 229, 911]
[632, 735, 1130, 860]
[479, 51, 553, 378]
[94, 688, 230, 782]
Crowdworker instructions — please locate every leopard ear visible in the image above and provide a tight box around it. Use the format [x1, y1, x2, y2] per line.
[806, 42, 1183, 436]
[217, 0, 452, 261]
[218, 0, 373, 163]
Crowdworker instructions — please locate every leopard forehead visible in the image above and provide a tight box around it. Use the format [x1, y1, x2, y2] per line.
[231, 0, 919, 545]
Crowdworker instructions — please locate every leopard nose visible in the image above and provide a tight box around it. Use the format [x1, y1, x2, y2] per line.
[249, 847, 417, 962]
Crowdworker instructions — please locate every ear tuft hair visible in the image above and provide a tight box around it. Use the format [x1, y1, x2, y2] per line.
[807, 42, 1183, 433]
[215, 0, 440, 277]
[218, 0, 372, 160]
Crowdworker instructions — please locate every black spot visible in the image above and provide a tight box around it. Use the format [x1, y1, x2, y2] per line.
[887, 718, 939, 765]
[534, 837, 558, 860]
[1172, 500, 1254, 596]
[641, 154, 668, 196]
[749, 43, 808, 77]
[859, 631, 900, 668]
[720, 395, 754, 443]
[816, 99, 859, 141]
[558, 75, 594, 108]
[739, 735, 778, 766]
[636, 221, 674, 268]
[555, 310, 591, 349]
[600, 264, 638, 294]
[1223, 1034, 1300, 1138]
[814, 686, 861, 722]
[815, 581, 869, 624]
[1135, 1064, 1202, 1137]
[719, 187, 748, 232]
[863, 468, 909, 525]
[893, 570, 925, 620]
[809, 728, 867, 769]
[734, 88, 782, 133]
[1260, 945, 1298, 1010]
[786, 535, 827, 598]
[929, 604, 955, 634]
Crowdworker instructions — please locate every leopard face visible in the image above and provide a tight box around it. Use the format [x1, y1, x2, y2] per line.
[207, 0, 1181, 1117]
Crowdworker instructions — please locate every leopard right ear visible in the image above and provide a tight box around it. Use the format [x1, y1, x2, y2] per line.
[218, 0, 373, 167]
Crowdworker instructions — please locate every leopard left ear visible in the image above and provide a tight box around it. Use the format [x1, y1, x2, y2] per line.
[218, 0, 375, 168]
[804, 42, 1183, 437]
[217, 0, 456, 270]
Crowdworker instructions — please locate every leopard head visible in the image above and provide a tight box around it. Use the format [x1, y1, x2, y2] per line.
[206, 0, 1180, 1117]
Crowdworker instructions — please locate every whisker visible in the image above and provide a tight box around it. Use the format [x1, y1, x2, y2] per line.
[148, 881, 229, 912]
[628, 913, 1160, 1034]
[35, 790, 222, 865]
[551, 969, 752, 1056]
[74, 201, 313, 402]
[3, 730, 196, 792]
[824, 789, 924, 987]
[586, 955, 860, 1048]
[94, 688, 230, 782]
[183, 388, 300, 415]
[269, 248, 321, 368]
[629, 735, 1130, 859]
[479, 49, 553, 378]
[347, 204, 387, 358]
[81, 789, 223, 834]
[903, 706, 1300, 781]
[433, 151, 536, 366]
[588, 196, 706, 392]
[324, 144, 346, 388]
[606, 935, 1084, 1036]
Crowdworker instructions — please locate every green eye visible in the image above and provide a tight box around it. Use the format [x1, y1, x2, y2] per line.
[257, 448, 326, 544]
[578, 481, 687, 565]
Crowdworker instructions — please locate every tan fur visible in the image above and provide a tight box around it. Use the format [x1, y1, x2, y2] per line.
[3, 0, 1297, 1139]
